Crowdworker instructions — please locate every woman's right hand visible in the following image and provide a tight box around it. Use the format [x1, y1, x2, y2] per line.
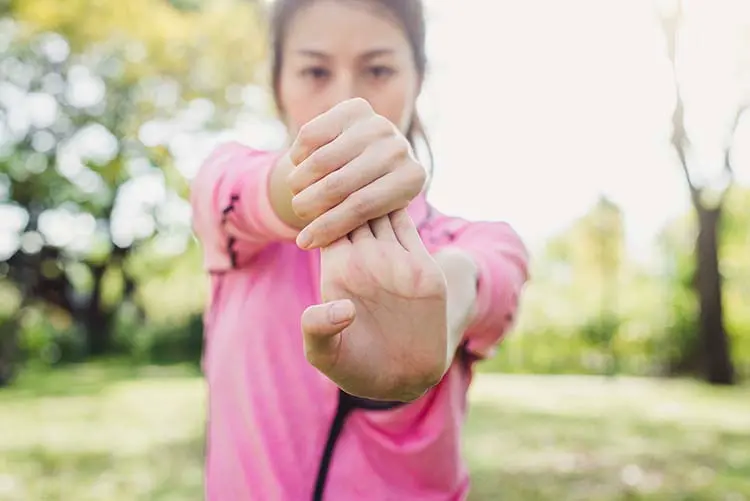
[285, 98, 427, 250]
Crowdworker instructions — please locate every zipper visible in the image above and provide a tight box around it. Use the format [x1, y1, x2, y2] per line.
[312, 392, 404, 501]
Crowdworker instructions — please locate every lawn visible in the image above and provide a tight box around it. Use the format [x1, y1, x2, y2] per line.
[0, 362, 749, 501]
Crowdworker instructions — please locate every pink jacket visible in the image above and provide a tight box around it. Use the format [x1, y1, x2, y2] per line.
[190, 142, 529, 501]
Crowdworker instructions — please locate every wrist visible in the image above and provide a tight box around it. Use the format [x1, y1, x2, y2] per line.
[433, 248, 479, 364]
[268, 151, 307, 231]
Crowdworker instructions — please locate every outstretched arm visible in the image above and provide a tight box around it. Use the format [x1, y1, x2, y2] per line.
[190, 142, 298, 270]
[431, 220, 530, 362]
[433, 249, 480, 366]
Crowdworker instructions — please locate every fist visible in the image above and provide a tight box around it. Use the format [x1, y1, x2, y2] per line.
[286, 98, 427, 250]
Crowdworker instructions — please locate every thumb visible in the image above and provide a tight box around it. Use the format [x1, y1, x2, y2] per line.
[301, 300, 355, 366]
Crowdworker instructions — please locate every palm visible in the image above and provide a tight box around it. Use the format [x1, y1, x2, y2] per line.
[314, 212, 448, 401]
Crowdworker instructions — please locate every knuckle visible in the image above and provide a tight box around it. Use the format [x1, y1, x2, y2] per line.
[335, 98, 373, 132]
[348, 97, 373, 115]
[322, 170, 346, 196]
[383, 144, 425, 195]
[386, 135, 409, 160]
[295, 123, 317, 154]
[369, 114, 396, 136]
[406, 161, 427, 190]
[306, 148, 328, 176]
[368, 137, 407, 176]
[285, 171, 301, 194]
[311, 217, 337, 245]
[350, 193, 376, 219]
[291, 194, 310, 219]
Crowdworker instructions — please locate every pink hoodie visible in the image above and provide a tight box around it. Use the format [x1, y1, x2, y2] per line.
[190, 142, 529, 501]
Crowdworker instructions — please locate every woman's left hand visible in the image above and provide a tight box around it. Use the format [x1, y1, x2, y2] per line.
[286, 98, 426, 250]
[299, 209, 449, 402]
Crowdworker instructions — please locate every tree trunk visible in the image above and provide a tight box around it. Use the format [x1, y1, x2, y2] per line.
[695, 203, 735, 385]
[85, 264, 112, 356]
[83, 246, 135, 356]
[0, 318, 18, 387]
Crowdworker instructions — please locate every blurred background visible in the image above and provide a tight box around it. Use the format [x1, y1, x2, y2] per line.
[0, 0, 749, 499]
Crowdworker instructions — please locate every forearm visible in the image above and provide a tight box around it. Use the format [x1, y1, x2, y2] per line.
[433, 248, 480, 369]
[191, 143, 304, 269]
[268, 151, 308, 231]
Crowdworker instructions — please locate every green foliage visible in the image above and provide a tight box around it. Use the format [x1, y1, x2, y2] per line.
[0, 0, 268, 373]
[112, 312, 204, 366]
[168, 0, 204, 12]
[485, 189, 750, 380]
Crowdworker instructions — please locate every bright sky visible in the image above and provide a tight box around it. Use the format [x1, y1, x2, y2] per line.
[416, 0, 750, 260]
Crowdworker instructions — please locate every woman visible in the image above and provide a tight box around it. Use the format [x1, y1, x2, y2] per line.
[190, 0, 530, 499]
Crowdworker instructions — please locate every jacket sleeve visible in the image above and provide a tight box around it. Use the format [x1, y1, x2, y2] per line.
[189, 142, 298, 271]
[426, 214, 530, 359]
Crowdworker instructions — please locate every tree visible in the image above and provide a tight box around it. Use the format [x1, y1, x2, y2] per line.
[658, 0, 749, 384]
[0, 0, 268, 377]
[658, 187, 750, 379]
[536, 196, 626, 372]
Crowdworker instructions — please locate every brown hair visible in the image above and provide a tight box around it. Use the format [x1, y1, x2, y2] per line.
[267, 0, 434, 180]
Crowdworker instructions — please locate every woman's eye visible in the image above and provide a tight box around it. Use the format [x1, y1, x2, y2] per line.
[301, 67, 330, 80]
[367, 66, 395, 79]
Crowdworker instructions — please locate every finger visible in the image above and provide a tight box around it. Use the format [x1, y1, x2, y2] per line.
[370, 215, 398, 242]
[301, 300, 356, 367]
[305, 230, 351, 254]
[287, 114, 394, 196]
[298, 169, 417, 249]
[288, 98, 374, 166]
[390, 209, 427, 254]
[349, 222, 374, 244]
[290, 136, 404, 221]
[327, 235, 351, 252]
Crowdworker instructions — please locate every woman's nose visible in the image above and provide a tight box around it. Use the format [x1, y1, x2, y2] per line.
[326, 72, 361, 108]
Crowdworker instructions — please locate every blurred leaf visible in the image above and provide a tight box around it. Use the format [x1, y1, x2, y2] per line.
[0, 0, 269, 355]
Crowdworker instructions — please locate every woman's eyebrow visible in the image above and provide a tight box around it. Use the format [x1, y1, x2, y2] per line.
[295, 49, 330, 59]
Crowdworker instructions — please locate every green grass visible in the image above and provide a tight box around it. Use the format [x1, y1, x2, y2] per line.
[0, 363, 749, 500]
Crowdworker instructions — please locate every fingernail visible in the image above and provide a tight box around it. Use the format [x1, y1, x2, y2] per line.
[329, 302, 354, 324]
[297, 229, 313, 249]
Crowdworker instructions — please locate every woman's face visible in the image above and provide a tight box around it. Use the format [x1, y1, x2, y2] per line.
[277, 0, 421, 138]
